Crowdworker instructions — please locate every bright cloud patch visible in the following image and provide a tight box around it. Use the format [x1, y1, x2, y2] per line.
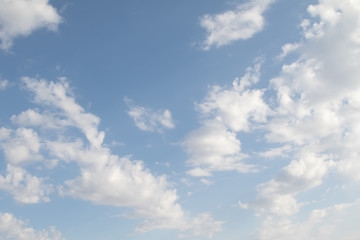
[0, 0, 61, 50]
[125, 97, 175, 132]
[200, 0, 276, 50]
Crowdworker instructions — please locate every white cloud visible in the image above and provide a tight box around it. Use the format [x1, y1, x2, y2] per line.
[11, 109, 70, 129]
[265, 0, 360, 180]
[22, 77, 105, 148]
[0, 212, 64, 240]
[0, 164, 53, 204]
[184, 120, 253, 177]
[183, 59, 267, 176]
[125, 97, 175, 132]
[47, 128, 221, 237]
[12, 77, 222, 237]
[244, 0, 360, 237]
[276, 43, 302, 60]
[249, 151, 335, 216]
[0, 128, 43, 165]
[0, 0, 62, 50]
[197, 78, 268, 133]
[200, 0, 276, 50]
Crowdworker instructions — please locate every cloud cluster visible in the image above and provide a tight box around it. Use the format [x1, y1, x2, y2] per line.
[239, 0, 360, 237]
[184, 59, 269, 176]
[0, 0, 61, 50]
[0, 77, 222, 237]
[0, 212, 64, 240]
[200, 0, 276, 49]
[196, 0, 360, 237]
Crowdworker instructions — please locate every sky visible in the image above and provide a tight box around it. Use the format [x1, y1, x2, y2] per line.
[0, 0, 360, 239]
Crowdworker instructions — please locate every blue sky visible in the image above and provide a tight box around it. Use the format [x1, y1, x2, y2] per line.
[1, 0, 360, 239]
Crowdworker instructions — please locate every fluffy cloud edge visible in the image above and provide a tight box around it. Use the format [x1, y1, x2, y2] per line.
[0, 0, 62, 50]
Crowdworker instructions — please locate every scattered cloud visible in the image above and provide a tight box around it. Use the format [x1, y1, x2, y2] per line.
[183, 59, 267, 176]
[0, 212, 64, 240]
[0, 164, 53, 204]
[1, 77, 222, 237]
[125, 97, 175, 133]
[0, 127, 52, 203]
[200, 0, 276, 50]
[0, 0, 62, 50]
[239, 0, 360, 237]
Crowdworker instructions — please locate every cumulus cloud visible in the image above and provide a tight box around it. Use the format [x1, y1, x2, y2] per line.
[0, 0, 62, 50]
[0, 127, 43, 165]
[0, 212, 64, 240]
[0, 164, 53, 204]
[264, 0, 360, 180]
[249, 151, 335, 216]
[184, 120, 252, 177]
[239, 0, 360, 237]
[0, 126, 54, 203]
[197, 62, 268, 133]
[183, 59, 267, 176]
[200, 0, 276, 49]
[1, 77, 222, 237]
[125, 97, 175, 132]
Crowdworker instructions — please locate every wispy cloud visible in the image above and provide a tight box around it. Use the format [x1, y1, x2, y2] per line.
[125, 97, 175, 133]
[200, 0, 276, 50]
